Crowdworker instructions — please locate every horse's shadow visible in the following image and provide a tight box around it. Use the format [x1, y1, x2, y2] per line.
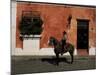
[41, 57, 71, 66]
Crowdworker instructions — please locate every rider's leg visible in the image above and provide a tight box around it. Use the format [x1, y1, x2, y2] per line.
[63, 40, 66, 49]
[61, 40, 64, 55]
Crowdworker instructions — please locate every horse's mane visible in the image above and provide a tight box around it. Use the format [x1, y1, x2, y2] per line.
[50, 37, 59, 43]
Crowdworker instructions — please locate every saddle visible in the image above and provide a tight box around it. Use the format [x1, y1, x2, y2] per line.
[61, 43, 69, 55]
[65, 43, 70, 49]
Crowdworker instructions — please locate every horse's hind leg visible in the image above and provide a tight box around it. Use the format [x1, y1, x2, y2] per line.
[56, 53, 59, 66]
[71, 53, 73, 64]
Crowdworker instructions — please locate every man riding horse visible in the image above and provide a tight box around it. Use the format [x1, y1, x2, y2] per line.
[48, 15, 73, 65]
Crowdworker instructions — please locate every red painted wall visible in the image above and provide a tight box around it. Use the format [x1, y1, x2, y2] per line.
[16, 2, 96, 52]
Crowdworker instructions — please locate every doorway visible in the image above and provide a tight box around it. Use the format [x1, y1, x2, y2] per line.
[77, 19, 89, 55]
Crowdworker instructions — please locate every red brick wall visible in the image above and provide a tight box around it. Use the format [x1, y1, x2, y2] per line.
[16, 2, 96, 49]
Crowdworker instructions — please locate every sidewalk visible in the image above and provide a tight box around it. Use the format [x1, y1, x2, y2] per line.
[11, 55, 96, 61]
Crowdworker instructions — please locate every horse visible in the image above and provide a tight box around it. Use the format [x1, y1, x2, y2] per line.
[48, 37, 74, 65]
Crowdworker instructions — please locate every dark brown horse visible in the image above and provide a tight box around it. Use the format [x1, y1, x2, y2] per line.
[48, 37, 74, 65]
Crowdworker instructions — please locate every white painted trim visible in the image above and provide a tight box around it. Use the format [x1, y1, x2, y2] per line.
[20, 34, 41, 38]
[33, 35, 41, 37]
[11, 1, 16, 55]
[89, 47, 96, 55]
[12, 48, 77, 56]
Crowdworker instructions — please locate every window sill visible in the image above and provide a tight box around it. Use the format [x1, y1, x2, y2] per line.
[20, 34, 41, 38]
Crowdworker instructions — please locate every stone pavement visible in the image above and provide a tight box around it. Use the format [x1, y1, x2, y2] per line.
[11, 55, 96, 75]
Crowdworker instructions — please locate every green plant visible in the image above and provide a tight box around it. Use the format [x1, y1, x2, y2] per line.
[19, 16, 43, 35]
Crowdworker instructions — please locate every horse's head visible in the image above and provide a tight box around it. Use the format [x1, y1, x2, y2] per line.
[48, 37, 58, 46]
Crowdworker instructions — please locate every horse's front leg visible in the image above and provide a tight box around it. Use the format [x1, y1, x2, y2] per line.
[71, 53, 73, 64]
[56, 53, 59, 66]
[69, 51, 74, 64]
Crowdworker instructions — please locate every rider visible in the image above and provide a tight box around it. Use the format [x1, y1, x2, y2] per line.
[61, 31, 67, 55]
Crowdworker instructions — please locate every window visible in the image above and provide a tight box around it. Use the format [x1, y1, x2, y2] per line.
[19, 11, 43, 35]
